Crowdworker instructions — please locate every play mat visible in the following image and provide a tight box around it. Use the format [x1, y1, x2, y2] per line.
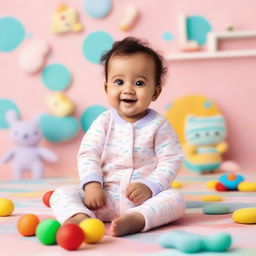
[1, 169, 256, 256]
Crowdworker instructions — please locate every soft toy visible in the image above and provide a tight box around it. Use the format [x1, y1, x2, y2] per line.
[18, 38, 50, 74]
[183, 115, 228, 173]
[46, 92, 74, 117]
[51, 4, 83, 34]
[0, 110, 58, 179]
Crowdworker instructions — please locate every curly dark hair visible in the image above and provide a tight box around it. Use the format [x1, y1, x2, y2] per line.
[100, 37, 167, 87]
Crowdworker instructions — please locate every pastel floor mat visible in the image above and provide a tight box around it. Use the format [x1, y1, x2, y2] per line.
[0, 172, 256, 256]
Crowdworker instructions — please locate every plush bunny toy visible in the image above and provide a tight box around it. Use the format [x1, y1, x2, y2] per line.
[0, 110, 58, 179]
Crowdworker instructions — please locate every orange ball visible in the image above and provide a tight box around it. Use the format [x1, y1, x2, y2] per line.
[42, 190, 54, 208]
[17, 214, 40, 236]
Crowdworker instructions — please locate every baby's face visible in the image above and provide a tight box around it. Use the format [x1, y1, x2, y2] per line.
[105, 52, 161, 123]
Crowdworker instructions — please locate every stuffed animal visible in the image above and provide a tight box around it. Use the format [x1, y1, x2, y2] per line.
[183, 115, 228, 173]
[0, 110, 58, 179]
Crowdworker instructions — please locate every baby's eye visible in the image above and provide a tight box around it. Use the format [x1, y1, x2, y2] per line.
[215, 131, 220, 136]
[135, 80, 144, 86]
[114, 79, 124, 85]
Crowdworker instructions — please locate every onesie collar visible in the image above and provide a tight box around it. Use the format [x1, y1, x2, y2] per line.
[111, 108, 157, 126]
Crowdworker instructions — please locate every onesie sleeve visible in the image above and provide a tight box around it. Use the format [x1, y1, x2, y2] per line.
[139, 120, 184, 196]
[78, 111, 109, 190]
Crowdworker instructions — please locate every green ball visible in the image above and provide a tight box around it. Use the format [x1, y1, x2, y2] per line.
[36, 219, 61, 245]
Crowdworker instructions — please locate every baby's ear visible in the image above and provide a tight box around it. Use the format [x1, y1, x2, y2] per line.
[6, 110, 19, 126]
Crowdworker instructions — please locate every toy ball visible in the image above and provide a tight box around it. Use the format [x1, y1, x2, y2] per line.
[219, 174, 244, 190]
[36, 219, 61, 245]
[56, 224, 85, 250]
[42, 190, 55, 207]
[79, 218, 105, 244]
[0, 198, 14, 216]
[17, 214, 40, 236]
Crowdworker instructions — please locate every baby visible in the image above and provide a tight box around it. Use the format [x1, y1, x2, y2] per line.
[50, 37, 185, 237]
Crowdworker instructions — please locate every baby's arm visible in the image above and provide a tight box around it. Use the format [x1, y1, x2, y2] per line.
[126, 182, 152, 204]
[83, 182, 106, 209]
[0, 149, 15, 164]
[78, 112, 109, 209]
[137, 120, 184, 196]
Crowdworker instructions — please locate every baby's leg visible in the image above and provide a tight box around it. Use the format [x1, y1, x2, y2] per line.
[125, 189, 185, 232]
[111, 212, 145, 237]
[50, 185, 95, 224]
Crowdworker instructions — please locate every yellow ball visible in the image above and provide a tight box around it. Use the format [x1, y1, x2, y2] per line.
[0, 198, 14, 216]
[79, 218, 105, 244]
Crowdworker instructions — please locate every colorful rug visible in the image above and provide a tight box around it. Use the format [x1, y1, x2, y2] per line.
[1, 171, 256, 256]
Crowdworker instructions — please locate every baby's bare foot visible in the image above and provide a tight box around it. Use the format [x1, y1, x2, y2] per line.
[63, 213, 89, 225]
[110, 212, 145, 237]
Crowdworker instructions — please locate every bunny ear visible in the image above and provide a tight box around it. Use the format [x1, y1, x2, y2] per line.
[6, 110, 19, 126]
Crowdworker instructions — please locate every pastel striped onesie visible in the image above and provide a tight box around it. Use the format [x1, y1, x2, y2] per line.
[50, 108, 185, 231]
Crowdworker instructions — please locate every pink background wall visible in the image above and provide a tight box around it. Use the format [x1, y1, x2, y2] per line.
[1, 0, 256, 179]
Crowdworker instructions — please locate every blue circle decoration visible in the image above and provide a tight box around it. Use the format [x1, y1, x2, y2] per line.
[84, 0, 112, 19]
[187, 16, 212, 45]
[163, 32, 173, 41]
[82, 31, 114, 64]
[41, 64, 72, 91]
[0, 99, 20, 129]
[80, 105, 107, 131]
[0, 17, 25, 52]
[204, 101, 212, 109]
[39, 114, 80, 142]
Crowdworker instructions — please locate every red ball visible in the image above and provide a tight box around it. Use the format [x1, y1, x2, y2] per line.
[42, 190, 54, 207]
[56, 224, 85, 250]
[215, 182, 228, 191]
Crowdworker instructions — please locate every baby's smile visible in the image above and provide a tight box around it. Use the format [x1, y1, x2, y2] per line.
[121, 98, 137, 104]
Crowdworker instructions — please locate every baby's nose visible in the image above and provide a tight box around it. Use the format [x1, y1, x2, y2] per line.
[124, 84, 135, 93]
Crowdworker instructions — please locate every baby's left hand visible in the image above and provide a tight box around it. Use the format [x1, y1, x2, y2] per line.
[126, 182, 152, 204]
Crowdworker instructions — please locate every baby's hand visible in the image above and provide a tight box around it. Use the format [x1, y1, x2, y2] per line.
[126, 182, 152, 205]
[84, 182, 106, 210]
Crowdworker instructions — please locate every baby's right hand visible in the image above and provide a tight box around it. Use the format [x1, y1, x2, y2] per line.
[83, 182, 106, 210]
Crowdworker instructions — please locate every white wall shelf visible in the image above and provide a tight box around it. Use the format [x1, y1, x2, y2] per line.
[166, 30, 256, 60]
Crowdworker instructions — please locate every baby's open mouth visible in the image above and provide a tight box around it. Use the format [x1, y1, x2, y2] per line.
[121, 99, 137, 103]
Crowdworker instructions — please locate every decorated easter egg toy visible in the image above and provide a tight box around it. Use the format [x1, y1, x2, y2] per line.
[36, 219, 61, 245]
[79, 218, 105, 244]
[57, 224, 85, 250]
[0, 198, 14, 216]
[232, 207, 256, 224]
[171, 180, 182, 188]
[238, 181, 256, 192]
[17, 214, 40, 236]
[42, 190, 55, 207]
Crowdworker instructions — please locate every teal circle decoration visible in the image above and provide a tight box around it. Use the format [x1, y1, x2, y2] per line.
[83, 0, 112, 19]
[39, 114, 80, 143]
[0, 99, 20, 129]
[82, 31, 114, 64]
[163, 32, 173, 41]
[80, 105, 107, 131]
[0, 17, 25, 52]
[41, 64, 72, 91]
[187, 16, 212, 45]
